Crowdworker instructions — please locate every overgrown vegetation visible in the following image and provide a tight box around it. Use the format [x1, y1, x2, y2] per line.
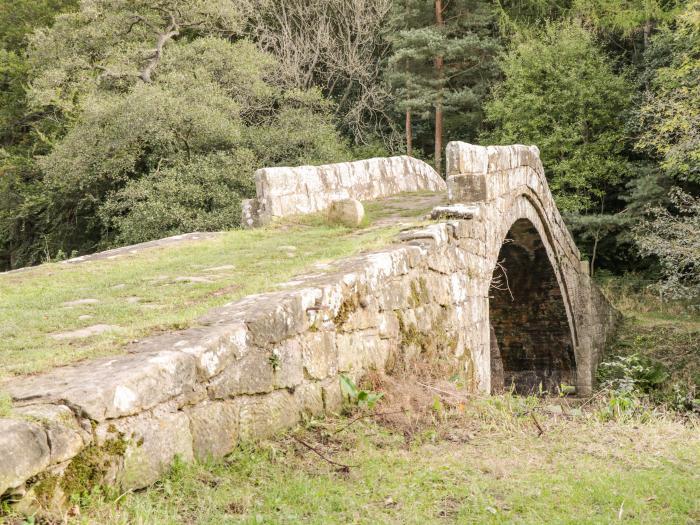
[597, 275, 700, 417]
[21, 390, 700, 523]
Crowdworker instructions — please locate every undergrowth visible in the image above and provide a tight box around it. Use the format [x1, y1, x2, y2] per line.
[597, 274, 700, 417]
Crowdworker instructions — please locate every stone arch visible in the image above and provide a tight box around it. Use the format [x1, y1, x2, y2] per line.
[487, 212, 577, 395]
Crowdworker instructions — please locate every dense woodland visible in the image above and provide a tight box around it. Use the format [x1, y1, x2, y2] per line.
[0, 0, 698, 297]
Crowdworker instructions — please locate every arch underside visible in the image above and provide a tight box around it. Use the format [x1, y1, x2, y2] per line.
[488, 215, 577, 395]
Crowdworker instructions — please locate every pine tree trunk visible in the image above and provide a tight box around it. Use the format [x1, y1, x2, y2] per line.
[643, 19, 652, 50]
[434, 0, 445, 175]
[405, 109, 413, 156]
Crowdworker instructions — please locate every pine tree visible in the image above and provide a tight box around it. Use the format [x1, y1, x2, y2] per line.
[386, 0, 501, 173]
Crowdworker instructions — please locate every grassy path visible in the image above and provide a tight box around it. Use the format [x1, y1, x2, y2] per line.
[0, 196, 437, 380]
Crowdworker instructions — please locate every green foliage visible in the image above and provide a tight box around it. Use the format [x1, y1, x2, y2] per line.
[573, 0, 683, 37]
[598, 353, 669, 393]
[99, 152, 257, 245]
[482, 21, 634, 213]
[340, 375, 384, 410]
[387, 0, 502, 153]
[0, 1, 349, 267]
[634, 188, 700, 298]
[0, 0, 77, 51]
[637, 1, 700, 183]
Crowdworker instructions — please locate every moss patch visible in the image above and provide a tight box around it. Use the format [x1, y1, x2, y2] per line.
[29, 473, 60, 509]
[409, 277, 430, 307]
[394, 308, 463, 380]
[333, 294, 359, 327]
[61, 436, 128, 499]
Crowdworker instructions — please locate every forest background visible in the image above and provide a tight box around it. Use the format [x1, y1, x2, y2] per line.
[0, 0, 698, 298]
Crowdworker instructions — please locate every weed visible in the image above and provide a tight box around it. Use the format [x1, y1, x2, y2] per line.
[339, 374, 383, 409]
[268, 351, 280, 372]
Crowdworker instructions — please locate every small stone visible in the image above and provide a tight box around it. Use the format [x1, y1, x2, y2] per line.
[174, 276, 212, 284]
[203, 265, 235, 273]
[50, 324, 119, 340]
[62, 298, 99, 307]
[126, 296, 141, 304]
[78, 315, 94, 321]
[328, 199, 365, 227]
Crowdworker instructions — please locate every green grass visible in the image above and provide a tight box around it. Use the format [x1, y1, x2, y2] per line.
[0, 205, 426, 380]
[56, 400, 700, 525]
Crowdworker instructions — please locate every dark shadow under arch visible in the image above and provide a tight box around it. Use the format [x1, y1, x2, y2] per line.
[489, 218, 576, 394]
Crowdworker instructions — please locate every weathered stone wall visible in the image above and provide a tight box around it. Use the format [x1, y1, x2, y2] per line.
[445, 141, 620, 394]
[241, 155, 446, 227]
[0, 224, 486, 510]
[0, 143, 619, 513]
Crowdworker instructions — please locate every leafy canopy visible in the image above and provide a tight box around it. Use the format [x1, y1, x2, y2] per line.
[482, 21, 633, 212]
[24, 0, 348, 248]
[637, 1, 700, 183]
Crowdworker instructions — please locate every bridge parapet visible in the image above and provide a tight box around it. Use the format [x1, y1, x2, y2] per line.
[242, 155, 446, 227]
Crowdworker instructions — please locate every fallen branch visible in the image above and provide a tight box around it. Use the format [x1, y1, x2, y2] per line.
[530, 411, 544, 437]
[291, 435, 357, 471]
[333, 410, 406, 434]
[416, 381, 473, 402]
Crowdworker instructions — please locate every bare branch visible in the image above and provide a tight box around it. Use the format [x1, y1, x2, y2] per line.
[138, 10, 179, 83]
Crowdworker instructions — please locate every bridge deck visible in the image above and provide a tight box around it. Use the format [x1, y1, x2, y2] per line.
[0, 192, 442, 381]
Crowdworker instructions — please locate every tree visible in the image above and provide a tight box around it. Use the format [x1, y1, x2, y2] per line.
[0, 0, 79, 270]
[573, 0, 682, 49]
[482, 21, 633, 213]
[0, 0, 348, 265]
[637, 0, 700, 184]
[387, 0, 501, 171]
[245, 0, 398, 148]
[634, 188, 700, 299]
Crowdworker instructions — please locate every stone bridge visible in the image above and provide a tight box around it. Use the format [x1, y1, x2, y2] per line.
[0, 143, 618, 511]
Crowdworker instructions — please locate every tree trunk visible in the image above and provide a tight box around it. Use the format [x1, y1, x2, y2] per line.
[405, 109, 413, 156]
[643, 19, 652, 50]
[434, 0, 445, 175]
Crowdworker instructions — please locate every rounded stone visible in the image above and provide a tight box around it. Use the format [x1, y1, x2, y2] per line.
[328, 199, 365, 227]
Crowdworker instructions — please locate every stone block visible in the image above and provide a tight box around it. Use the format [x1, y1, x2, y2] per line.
[207, 348, 275, 398]
[301, 331, 337, 380]
[6, 350, 197, 422]
[447, 174, 488, 203]
[14, 404, 88, 465]
[95, 408, 193, 491]
[236, 391, 300, 441]
[328, 199, 365, 227]
[294, 382, 325, 416]
[0, 419, 50, 495]
[273, 338, 304, 389]
[321, 377, 343, 413]
[246, 294, 308, 346]
[186, 401, 238, 460]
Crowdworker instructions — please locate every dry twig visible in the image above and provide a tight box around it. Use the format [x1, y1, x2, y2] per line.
[292, 435, 357, 471]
